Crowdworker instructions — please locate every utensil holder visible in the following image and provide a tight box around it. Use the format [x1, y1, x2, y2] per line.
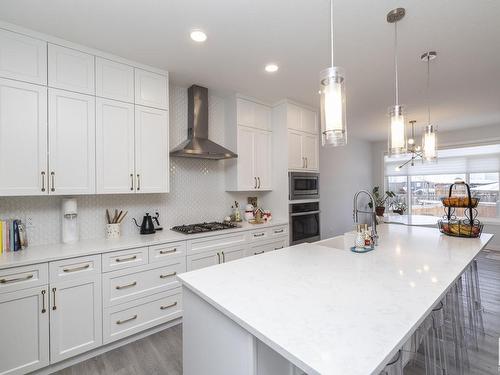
[105, 223, 121, 239]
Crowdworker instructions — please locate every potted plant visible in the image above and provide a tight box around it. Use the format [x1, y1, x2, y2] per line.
[368, 186, 396, 216]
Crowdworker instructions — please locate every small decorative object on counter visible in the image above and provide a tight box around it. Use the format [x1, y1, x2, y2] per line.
[224, 216, 232, 224]
[263, 210, 272, 223]
[247, 196, 258, 208]
[132, 213, 156, 235]
[355, 224, 365, 250]
[363, 224, 372, 249]
[244, 204, 255, 221]
[232, 201, 242, 222]
[438, 181, 483, 238]
[105, 223, 120, 239]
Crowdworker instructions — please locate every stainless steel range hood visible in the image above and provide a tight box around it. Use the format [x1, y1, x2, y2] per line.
[170, 85, 237, 160]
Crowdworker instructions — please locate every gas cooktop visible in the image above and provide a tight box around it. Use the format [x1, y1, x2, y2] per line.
[171, 222, 238, 234]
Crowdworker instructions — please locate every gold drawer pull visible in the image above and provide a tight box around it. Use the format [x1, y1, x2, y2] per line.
[160, 302, 178, 310]
[254, 250, 265, 255]
[274, 229, 284, 234]
[116, 315, 137, 325]
[0, 274, 34, 284]
[254, 233, 265, 237]
[115, 281, 137, 290]
[159, 248, 177, 255]
[63, 264, 90, 273]
[160, 272, 177, 279]
[274, 246, 284, 250]
[115, 255, 137, 263]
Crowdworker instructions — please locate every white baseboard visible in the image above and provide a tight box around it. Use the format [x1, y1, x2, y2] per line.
[33, 318, 182, 375]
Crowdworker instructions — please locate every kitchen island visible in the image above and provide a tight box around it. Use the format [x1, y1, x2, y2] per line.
[178, 224, 493, 375]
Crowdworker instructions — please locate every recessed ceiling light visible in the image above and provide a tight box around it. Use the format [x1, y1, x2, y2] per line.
[265, 64, 279, 73]
[190, 30, 207, 43]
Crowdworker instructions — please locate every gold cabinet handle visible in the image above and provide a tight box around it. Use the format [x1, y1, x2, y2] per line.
[130, 173, 134, 191]
[0, 274, 34, 284]
[115, 255, 137, 263]
[50, 171, 55, 192]
[274, 246, 284, 250]
[115, 281, 137, 290]
[254, 250, 265, 255]
[274, 229, 284, 234]
[221, 251, 225, 263]
[41, 171, 46, 192]
[41, 290, 47, 313]
[254, 177, 257, 189]
[254, 232, 265, 238]
[63, 264, 90, 273]
[116, 315, 137, 325]
[159, 248, 176, 255]
[217, 252, 221, 264]
[160, 301, 177, 310]
[52, 287, 57, 310]
[136, 174, 140, 191]
[160, 272, 177, 279]
[257, 177, 261, 189]
[305, 157, 308, 169]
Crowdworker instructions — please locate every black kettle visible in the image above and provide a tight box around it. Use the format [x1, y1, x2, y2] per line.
[133, 213, 156, 235]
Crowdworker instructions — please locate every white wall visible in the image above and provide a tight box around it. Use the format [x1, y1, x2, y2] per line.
[0, 85, 267, 246]
[320, 137, 373, 238]
[371, 123, 500, 250]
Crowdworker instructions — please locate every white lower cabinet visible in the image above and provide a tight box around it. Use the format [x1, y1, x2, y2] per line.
[248, 238, 287, 257]
[103, 288, 182, 344]
[221, 245, 247, 263]
[49, 275, 102, 363]
[0, 286, 49, 375]
[187, 249, 221, 271]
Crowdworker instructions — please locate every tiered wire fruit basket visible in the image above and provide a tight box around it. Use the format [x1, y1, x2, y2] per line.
[438, 181, 483, 238]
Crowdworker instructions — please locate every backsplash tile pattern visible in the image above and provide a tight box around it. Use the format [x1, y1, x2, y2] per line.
[0, 85, 266, 246]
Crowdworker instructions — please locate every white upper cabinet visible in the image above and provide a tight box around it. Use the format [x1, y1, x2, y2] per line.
[302, 133, 319, 170]
[48, 44, 95, 95]
[236, 126, 256, 190]
[287, 130, 303, 170]
[134, 68, 168, 110]
[286, 103, 318, 134]
[0, 29, 47, 85]
[48, 89, 96, 195]
[287, 130, 319, 171]
[96, 98, 135, 194]
[301, 108, 318, 134]
[0, 79, 47, 196]
[254, 130, 272, 190]
[135, 105, 169, 193]
[237, 98, 271, 131]
[96, 58, 134, 103]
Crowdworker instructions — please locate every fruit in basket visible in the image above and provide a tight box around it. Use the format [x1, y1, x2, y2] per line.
[442, 197, 478, 207]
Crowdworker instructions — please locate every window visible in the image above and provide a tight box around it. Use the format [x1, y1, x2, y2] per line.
[384, 144, 500, 218]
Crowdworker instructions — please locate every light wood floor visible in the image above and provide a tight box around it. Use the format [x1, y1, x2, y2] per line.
[55, 250, 500, 375]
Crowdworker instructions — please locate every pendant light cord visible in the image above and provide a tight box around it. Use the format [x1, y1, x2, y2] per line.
[394, 21, 399, 106]
[330, 0, 334, 66]
[427, 55, 431, 125]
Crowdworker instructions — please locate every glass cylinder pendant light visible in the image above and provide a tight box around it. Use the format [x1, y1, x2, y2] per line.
[387, 8, 406, 156]
[421, 51, 438, 162]
[320, 0, 347, 147]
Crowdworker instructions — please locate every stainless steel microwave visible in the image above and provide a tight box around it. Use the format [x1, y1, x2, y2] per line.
[289, 172, 320, 200]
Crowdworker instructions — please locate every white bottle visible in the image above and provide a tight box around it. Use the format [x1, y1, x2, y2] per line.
[62, 198, 79, 244]
[355, 225, 365, 250]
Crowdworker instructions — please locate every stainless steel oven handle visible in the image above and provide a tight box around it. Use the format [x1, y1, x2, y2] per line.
[290, 210, 320, 217]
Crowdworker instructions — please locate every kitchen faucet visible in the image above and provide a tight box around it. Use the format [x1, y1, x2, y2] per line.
[353, 190, 379, 246]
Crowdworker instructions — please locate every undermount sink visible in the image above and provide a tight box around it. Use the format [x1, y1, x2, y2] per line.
[316, 235, 349, 250]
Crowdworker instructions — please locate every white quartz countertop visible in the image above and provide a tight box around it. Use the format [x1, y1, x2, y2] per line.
[0, 221, 287, 270]
[384, 214, 440, 227]
[178, 225, 493, 375]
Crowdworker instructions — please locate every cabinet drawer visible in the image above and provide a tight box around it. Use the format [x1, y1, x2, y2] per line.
[103, 288, 182, 344]
[0, 263, 48, 294]
[49, 255, 101, 282]
[188, 232, 247, 256]
[248, 238, 287, 257]
[149, 241, 186, 264]
[270, 225, 288, 237]
[249, 228, 269, 241]
[102, 247, 148, 273]
[103, 259, 185, 307]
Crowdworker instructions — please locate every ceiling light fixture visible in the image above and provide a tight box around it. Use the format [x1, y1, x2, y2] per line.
[387, 8, 406, 156]
[265, 64, 279, 73]
[422, 51, 438, 162]
[319, 0, 347, 147]
[190, 30, 207, 43]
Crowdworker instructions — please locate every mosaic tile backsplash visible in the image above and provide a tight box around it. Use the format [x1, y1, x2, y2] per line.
[0, 85, 267, 246]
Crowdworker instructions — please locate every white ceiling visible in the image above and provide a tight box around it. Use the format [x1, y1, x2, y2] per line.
[1, 0, 499, 141]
